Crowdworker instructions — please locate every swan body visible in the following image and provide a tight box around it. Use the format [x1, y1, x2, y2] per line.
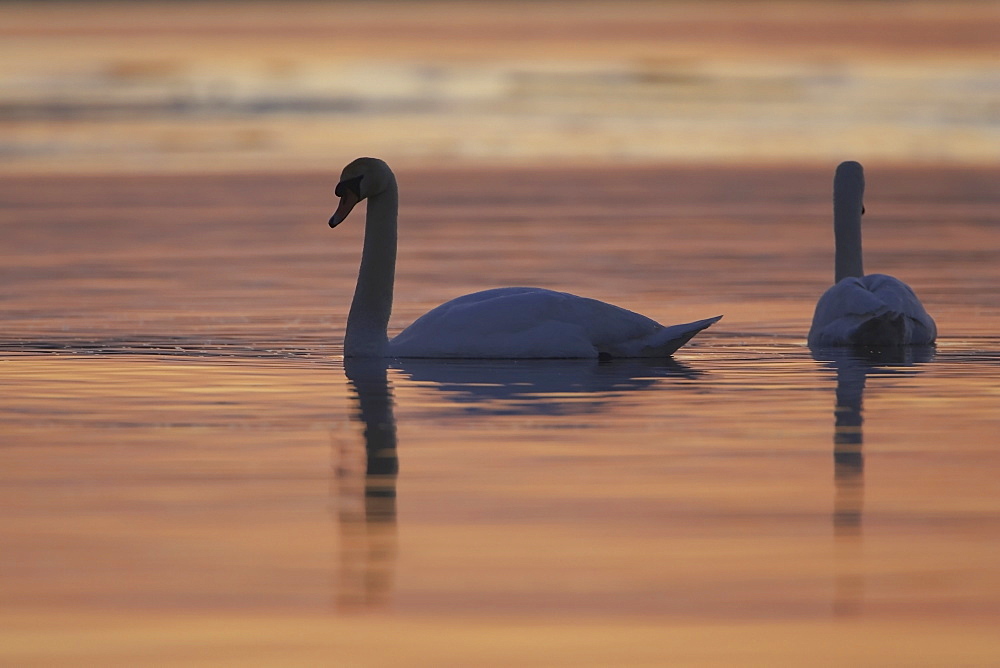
[329, 157, 722, 359]
[808, 161, 936, 347]
[390, 286, 722, 359]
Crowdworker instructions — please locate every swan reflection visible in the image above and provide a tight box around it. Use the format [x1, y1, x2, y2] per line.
[812, 345, 934, 616]
[392, 358, 701, 416]
[333, 356, 703, 607]
[334, 358, 398, 611]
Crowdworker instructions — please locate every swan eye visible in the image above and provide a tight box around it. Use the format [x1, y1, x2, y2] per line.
[336, 175, 364, 198]
[861, 205, 866, 215]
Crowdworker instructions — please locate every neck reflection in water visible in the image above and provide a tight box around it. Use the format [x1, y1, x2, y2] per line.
[813, 345, 934, 617]
[335, 358, 399, 611]
[334, 356, 704, 609]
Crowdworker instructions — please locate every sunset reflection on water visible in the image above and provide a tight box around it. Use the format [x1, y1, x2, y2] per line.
[2, 164, 999, 664]
[2, 0, 1000, 664]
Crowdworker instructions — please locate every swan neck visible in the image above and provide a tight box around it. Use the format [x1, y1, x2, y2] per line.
[344, 180, 398, 358]
[833, 178, 864, 283]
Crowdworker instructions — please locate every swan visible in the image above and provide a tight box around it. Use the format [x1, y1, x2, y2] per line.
[329, 157, 722, 359]
[808, 161, 936, 347]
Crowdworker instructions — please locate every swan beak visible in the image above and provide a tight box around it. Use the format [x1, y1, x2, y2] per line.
[329, 191, 360, 228]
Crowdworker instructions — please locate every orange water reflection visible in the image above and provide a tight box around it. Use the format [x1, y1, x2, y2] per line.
[2, 341, 999, 664]
[336, 359, 398, 611]
[1, 167, 999, 664]
[813, 346, 937, 618]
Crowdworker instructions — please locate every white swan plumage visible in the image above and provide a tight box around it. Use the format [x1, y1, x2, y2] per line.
[329, 157, 722, 359]
[808, 161, 936, 347]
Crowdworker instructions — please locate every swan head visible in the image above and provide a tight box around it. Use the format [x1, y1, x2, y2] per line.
[329, 157, 395, 228]
[834, 161, 865, 215]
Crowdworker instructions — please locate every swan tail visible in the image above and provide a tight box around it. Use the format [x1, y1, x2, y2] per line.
[850, 311, 906, 346]
[811, 310, 934, 347]
[631, 315, 722, 357]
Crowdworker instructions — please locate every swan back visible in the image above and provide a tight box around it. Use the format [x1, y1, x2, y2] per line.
[808, 274, 936, 346]
[389, 288, 652, 358]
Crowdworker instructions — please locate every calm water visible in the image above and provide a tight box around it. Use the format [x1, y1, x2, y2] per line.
[2, 166, 999, 665]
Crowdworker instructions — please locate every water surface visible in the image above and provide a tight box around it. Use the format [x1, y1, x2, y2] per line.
[1, 166, 998, 665]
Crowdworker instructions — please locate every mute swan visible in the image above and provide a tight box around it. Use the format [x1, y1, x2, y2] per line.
[329, 157, 722, 359]
[808, 161, 936, 347]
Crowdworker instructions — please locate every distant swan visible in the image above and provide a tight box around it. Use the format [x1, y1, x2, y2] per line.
[329, 157, 722, 358]
[808, 161, 936, 347]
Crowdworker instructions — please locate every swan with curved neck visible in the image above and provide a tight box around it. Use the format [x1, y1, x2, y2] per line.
[808, 161, 936, 347]
[329, 157, 722, 359]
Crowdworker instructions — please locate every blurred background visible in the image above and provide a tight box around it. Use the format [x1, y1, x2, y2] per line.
[1, 0, 998, 173]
